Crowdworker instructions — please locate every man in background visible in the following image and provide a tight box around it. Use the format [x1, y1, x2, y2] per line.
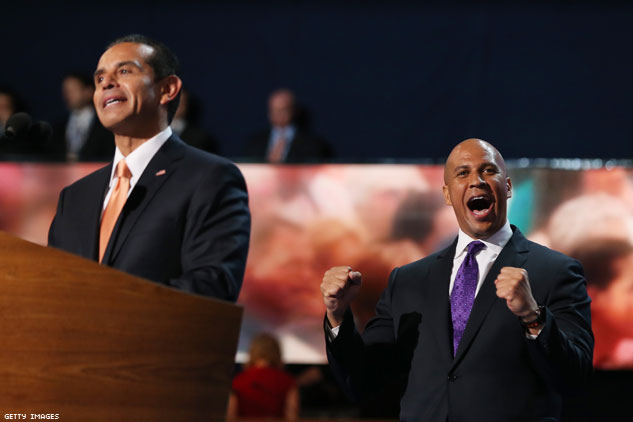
[51, 73, 114, 161]
[244, 88, 333, 163]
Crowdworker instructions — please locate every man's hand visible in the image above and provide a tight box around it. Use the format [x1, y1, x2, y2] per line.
[321, 266, 362, 327]
[494, 267, 538, 319]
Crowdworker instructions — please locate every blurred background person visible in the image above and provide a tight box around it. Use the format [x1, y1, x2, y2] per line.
[228, 333, 299, 422]
[171, 88, 220, 154]
[244, 88, 333, 163]
[50, 72, 113, 161]
[0, 87, 27, 137]
[0, 86, 34, 157]
[570, 239, 633, 369]
[544, 193, 633, 369]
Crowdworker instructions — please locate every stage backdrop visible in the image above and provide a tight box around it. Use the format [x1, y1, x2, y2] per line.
[0, 163, 632, 367]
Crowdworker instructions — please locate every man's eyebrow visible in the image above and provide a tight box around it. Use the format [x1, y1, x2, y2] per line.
[453, 165, 470, 173]
[94, 61, 143, 78]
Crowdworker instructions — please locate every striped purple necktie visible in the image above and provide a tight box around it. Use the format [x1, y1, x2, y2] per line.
[451, 240, 485, 356]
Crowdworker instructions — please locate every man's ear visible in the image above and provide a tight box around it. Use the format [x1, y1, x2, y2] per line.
[160, 75, 182, 105]
[506, 177, 512, 198]
[442, 185, 452, 206]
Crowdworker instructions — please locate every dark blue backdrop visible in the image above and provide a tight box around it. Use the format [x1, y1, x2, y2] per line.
[3, 1, 633, 160]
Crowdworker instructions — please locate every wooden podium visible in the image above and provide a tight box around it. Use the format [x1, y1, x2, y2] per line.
[0, 232, 242, 422]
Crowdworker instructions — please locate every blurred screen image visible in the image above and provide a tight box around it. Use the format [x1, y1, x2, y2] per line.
[0, 163, 632, 367]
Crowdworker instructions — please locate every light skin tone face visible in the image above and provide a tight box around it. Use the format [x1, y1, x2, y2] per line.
[268, 90, 294, 128]
[62, 77, 94, 111]
[442, 138, 512, 240]
[93, 42, 181, 156]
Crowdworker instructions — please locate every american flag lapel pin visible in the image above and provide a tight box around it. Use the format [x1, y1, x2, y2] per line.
[155, 169, 166, 176]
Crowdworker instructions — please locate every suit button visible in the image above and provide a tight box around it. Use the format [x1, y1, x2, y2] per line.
[448, 375, 457, 381]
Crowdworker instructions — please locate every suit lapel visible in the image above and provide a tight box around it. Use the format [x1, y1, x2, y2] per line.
[451, 227, 529, 367]
[86, 165, 112, 261]
[102, 136, 185, 264]
[428, 240, 457, 359]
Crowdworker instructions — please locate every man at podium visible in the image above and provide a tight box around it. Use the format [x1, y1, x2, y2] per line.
[48, 34, 250, 302]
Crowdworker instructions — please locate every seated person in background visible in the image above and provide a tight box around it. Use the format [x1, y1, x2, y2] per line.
[171, 88, 219, 154]
[228, 333, 299, 421]
[50, 72, 114, 161]
[244, 88, 333, 163]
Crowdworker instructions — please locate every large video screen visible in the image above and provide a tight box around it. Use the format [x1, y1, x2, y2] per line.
[0, 163, 631, 368]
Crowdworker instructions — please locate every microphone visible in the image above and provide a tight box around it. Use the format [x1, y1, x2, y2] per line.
[29, 120, 53, 144]
[4, 112, 33, 140]
[1, 113, 53, 157]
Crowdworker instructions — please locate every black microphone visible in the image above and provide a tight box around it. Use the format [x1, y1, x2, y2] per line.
[29, 120, 53, 144]
[1, 113, 53, 157]
[4, 112, 32, 140]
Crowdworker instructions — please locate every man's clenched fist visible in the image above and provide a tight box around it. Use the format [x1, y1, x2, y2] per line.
[321, 266, 362, 327]
[494, 266, 538, 320]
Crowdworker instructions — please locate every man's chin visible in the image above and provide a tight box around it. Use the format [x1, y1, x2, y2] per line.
[100, 119, 131, 136]
[464, 219, 498, 239]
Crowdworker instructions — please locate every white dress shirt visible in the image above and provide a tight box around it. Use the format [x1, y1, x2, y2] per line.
[449, 220, 513, 297]
[102, 126, 172, 212]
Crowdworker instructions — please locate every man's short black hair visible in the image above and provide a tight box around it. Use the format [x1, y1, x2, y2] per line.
[107, 34, 181, 123]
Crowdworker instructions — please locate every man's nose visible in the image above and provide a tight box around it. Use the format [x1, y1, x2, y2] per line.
[100, 73, 117, 89]
[469, 172, 486, 187]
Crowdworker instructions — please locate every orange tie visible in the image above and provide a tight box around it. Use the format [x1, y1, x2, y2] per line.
[99, 159, 131, 262]
[267, 134, 287, 163]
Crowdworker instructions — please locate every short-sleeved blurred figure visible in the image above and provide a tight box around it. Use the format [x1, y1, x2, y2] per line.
[228, 333, 299, 421]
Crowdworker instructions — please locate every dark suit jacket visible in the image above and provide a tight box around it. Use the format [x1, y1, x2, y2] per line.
[50, 113, 114, 161]
[327, 227, 593, 422]
[244, 129, 333, 163]
[48, 135, 250, 302]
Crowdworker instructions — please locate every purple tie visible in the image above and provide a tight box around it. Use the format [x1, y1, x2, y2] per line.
[451, 240, 485, 356]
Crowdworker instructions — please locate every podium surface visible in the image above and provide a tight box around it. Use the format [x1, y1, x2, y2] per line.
[0, 232, 242, 422]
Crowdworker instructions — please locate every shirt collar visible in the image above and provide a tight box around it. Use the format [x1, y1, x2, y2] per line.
[110, 126, 172, 185]
[454, 220, 513, 259]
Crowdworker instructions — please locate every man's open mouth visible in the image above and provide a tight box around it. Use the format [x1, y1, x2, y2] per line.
[103, 96, 126, 108]
[467, 195, 494, 218]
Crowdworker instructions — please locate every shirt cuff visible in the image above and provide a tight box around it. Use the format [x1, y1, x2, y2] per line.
[324, 316, 341, 342]
[525, 326, 543, 340]
[330, 324, 341, 338]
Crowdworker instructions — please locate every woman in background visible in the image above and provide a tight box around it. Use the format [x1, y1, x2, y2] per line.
[227, 333, 299, 421]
